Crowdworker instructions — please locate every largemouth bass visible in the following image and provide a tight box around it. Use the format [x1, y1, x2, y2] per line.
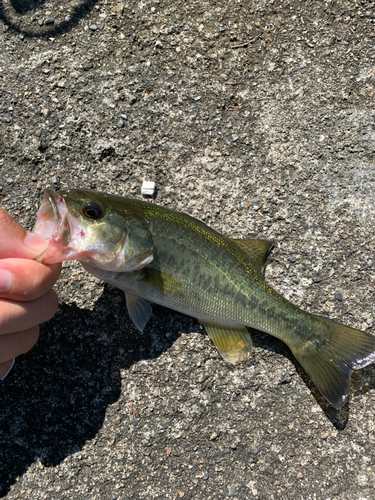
[33, 189, 375, 409]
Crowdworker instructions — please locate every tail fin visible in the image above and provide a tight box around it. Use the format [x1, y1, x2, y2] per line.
[290, 316, 375, 409]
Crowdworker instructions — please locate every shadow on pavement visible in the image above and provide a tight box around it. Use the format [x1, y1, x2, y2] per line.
[8, 0, 44, 14]
[1, 285, 375, 495]
[251, 328, 375, 431]
[0, 0, 97, 38]
[0, 286, 190, 496]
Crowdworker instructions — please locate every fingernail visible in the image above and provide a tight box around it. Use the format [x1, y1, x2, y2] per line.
[0, 268, 12, 294]
[0, 358, 15, 381]
[24, 232, 48, 253]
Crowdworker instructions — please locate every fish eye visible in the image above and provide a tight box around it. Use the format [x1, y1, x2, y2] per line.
[80, 201, 104, 220]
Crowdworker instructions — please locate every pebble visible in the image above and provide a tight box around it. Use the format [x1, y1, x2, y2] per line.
[228, 486, 236, 497]
[335, 293, 343, 301]
[21, 187, 28, 195]
[288, 256, 296, 263]
[232, 134, 239, 141]
[114, 3, 125, 15]
[313, 276, 323, 283]
[117, 119, 124, 128]
[7, 178, 14, 184]
[45, 18, 54, 25]
[90, 25, 97, 30]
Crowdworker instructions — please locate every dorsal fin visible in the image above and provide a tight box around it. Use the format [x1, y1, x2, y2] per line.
[232, 239, 274, 277]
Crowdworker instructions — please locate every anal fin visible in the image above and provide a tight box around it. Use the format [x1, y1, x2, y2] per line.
[201, 322, 253, 364]
[125, 293, 152, 332]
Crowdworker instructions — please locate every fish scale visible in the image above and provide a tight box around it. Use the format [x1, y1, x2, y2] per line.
[144, 217, 306, 340]
[33, 188, 375, 410]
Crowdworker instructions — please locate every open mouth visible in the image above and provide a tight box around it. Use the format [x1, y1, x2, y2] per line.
[33, 190, 71, 263]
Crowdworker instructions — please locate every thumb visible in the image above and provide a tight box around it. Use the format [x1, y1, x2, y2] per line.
[0, 209, 48, 260]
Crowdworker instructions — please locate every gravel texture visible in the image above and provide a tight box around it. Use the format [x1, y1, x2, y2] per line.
[1, 0, 375, 499]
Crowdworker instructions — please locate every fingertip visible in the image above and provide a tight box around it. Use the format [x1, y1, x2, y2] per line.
[52, 289, 60, 311]
[0, 209, 24, 242]
[50, 262, 62, 282]
[0, 268, 12, 295]
[44, 290, 60, 323]
[19, 325, 40, 355]
[24, 232, 49, 256]
[0, 208, 15, 227]
[0, 358, 15, 381]
[26, 325, 40, 352]
[0, 211, 47, 260]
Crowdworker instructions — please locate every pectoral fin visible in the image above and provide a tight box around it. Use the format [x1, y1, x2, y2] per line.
[125, 292, 152, 332]
[201, 322, 253, 364]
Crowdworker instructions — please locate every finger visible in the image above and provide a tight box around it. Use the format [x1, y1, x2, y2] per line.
[0, 326, 39, 363]
[0, 209, 48, 259]
[0, 259, 61, 301]
[0, 290, 59, 335]
[0, 359, 15, 380]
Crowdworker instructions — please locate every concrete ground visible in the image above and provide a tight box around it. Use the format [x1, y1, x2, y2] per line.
[1, 0, 375, 498]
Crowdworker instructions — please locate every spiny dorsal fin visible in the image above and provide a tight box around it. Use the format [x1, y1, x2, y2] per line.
[232, 239, 274, 276]
[201, 322, 253, 364]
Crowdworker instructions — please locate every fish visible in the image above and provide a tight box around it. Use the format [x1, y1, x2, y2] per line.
[33, 188, 375, 410]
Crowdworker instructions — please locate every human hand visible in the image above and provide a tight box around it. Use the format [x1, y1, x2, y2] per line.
[0, 209, 60, 380]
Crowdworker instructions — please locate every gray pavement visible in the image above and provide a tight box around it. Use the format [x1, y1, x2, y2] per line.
[1, 0, 375, 498]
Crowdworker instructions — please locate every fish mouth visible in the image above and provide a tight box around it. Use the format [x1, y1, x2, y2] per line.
[33, 190, 71, 263]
